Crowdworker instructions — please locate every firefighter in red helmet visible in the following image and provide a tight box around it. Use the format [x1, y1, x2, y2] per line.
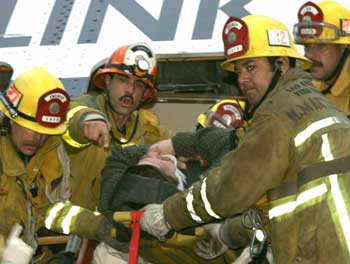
[62, 42, 172, 211]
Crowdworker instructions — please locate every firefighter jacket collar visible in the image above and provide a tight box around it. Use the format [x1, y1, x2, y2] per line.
[1, 135, 62, 184]
[313, 55, 350, 97]
[102, 95, 146, 145]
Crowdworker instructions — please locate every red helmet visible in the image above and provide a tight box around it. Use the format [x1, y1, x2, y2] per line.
[92, 42, 158, 105]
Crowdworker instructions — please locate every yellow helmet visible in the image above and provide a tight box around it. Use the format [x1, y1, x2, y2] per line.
[0, 67, 70, 135]
[196, 98, 246, 129]
[293, 1, 350, 45]
[221, 15, 311, 72]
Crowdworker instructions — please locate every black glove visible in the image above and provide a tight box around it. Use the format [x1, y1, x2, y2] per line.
[95, 215, 130, 253]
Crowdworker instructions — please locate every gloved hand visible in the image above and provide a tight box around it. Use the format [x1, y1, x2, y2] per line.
[194, 223, 228, 260]
[71, 210, 129, 253]
[2, 224, 34, 264]
[92, 214, 130, 253]
[140, 204, 171, 241]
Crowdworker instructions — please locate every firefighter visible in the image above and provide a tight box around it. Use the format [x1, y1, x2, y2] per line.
[293, 0, 350, 115]
[138, 14, 350, 263]
[0, 67, 123, 264]
[0, 67, 71, 262]
[62, 42, 173, 210]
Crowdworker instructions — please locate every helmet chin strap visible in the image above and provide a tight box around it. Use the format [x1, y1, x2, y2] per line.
[244, 58, 283, 121]
[321, 47, 349, 95]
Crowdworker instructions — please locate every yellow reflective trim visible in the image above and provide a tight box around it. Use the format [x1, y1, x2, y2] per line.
[294, 117, 341, 147]
[269, 201, 295, 219]
[269, 184, 327, 219]
[200, 178, 221, 220]
[330, 174, 350, 253]
[62, 105, 90, 148]
[121, 142, 136, 148]
[321, 134, 333, 161]
[45, 202, 65, 229]
[62, 205, 82, 234]
[185, 187, 203, 223]
[322, 134, 350, 253]
[297, 184, 327, 206]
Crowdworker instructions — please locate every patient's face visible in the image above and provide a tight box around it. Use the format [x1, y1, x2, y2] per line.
[138, 153, 178, 184]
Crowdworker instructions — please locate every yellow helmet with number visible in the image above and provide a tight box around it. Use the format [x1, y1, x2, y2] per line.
[0, 67, 70, 135]
[293, 1, 350, 45]
[221, 15, 311, 72]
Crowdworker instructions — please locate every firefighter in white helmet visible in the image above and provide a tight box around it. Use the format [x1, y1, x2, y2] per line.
[293, 1, 350, 115]
[137, 14, 350, 263]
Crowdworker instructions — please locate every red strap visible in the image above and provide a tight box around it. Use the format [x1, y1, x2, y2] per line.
[0, 187, 8, 195]
[129, 210, 144, 264]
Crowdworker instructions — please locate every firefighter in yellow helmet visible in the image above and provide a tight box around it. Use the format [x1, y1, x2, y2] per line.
[62, 42, 173, 210]
[0, 66, 71, 262]
[137, 14, 350, 263]
[196, 98, 246, 130]
[0, 66, 150, 263]
[293, 1, 350, 115]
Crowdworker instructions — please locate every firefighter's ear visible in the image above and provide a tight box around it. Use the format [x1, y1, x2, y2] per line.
[279, 57, 290, 75]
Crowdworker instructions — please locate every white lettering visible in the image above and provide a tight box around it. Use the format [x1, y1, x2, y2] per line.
[226, 45, 243, 56]
[42, 116, 61, 123]
[44, 93, 67, 102]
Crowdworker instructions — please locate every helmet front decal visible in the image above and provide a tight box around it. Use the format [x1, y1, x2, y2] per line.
[295, 2, 324, 39]
[298, 1, 324, 23]
[222, 17, 249, 61]
[36, 88, 70, 128]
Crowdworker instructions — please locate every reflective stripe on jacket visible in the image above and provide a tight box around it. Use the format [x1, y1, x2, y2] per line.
[162, 68, 350, 263]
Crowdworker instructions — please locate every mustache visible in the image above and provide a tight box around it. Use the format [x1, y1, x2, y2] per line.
[311, 60, 323, 68]
[119, 95, 134, 103]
